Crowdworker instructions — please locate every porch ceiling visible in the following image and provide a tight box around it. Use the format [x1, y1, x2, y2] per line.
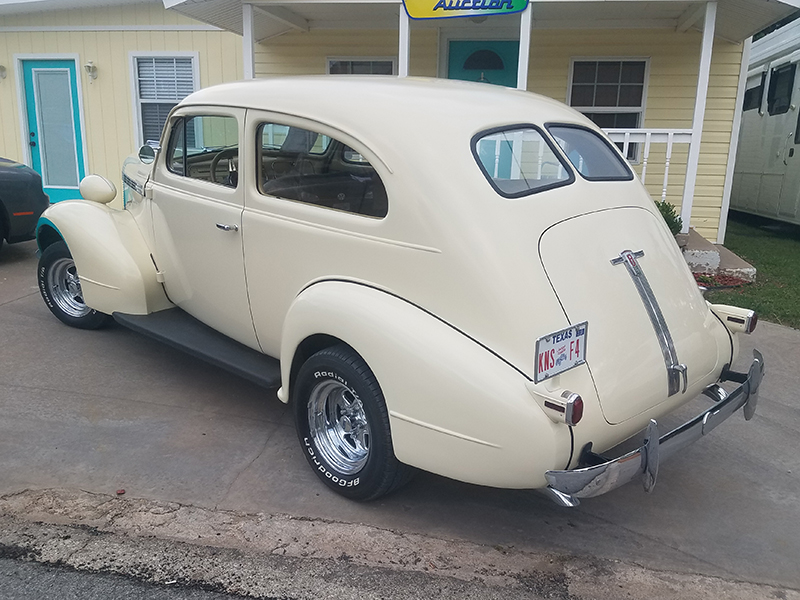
[164, 0, 800, 43]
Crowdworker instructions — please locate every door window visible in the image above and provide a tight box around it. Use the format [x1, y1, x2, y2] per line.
[167, 115, 239, 188]
[767, 64, 796, 116]
[257, 122, 387, 218]
[448, 41, 520, 88]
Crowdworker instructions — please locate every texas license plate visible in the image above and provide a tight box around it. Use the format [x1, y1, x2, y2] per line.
[534, 322, 588, 383]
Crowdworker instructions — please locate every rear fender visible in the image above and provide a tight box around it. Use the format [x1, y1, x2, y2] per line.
[280, 280, 570, 489]
[36, 201, 172, 315]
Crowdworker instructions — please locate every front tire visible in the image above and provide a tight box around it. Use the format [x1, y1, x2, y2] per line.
[293, 344, 413, 501]
[38, 241, 111, 330]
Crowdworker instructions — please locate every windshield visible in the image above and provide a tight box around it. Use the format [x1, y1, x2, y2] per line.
[547, 124, 633, 181]
[472, 126, 574, 198]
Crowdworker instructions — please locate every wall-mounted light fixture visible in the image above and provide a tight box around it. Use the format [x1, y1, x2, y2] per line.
[0, 65, 7, 80]
[84, 61, 97, 80]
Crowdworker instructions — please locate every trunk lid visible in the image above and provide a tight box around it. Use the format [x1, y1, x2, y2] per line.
[539, 207, 722, 424]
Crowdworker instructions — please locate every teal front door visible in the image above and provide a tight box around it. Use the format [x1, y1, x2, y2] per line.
[448, 40, 520, 88]
[22, 59, 86, 202]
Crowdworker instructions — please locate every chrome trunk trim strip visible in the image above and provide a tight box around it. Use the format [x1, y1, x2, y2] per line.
[611, 249, 687, 396]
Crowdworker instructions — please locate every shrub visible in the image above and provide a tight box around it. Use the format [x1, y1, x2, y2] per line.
[655, 200, 683, 235]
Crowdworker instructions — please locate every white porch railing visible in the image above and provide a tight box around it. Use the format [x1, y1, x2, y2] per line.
[604, 128, 693, 204]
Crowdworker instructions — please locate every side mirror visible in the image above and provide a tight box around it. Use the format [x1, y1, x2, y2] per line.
[79, 175, 117, 204]
[138, 144, 157, 164]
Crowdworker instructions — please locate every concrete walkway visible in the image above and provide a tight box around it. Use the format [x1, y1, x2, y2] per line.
[1, 240, 799, 598]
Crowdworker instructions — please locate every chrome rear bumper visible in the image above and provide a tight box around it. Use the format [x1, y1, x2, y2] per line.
[543, 349, 765, 507]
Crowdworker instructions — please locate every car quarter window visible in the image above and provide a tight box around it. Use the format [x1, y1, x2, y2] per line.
[547, 124, 634, 181]
[471, 126, 574, 198]
[257, 122, 387, 218]
[167, 115, 239, 188]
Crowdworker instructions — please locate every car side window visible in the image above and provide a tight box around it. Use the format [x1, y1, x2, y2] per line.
[257, 122, 387, 218]
[547, 124, 634, 181]
[167, 115, 239, 188]
[471, 126, 574, 198]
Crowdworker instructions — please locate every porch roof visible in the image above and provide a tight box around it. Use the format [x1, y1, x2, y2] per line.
[164, 0, 799, 43]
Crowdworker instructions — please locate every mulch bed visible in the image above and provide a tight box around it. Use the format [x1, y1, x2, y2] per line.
[693, 272, 752, 289]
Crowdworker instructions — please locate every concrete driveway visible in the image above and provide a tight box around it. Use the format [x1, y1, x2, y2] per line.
[1, 239, 799, 596]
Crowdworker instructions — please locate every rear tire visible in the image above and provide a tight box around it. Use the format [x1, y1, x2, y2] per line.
[293, 344, 413, 501]
[38, 241, 111, 330]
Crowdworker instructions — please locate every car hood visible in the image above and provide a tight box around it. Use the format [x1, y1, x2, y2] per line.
[539, 207, 727, 424]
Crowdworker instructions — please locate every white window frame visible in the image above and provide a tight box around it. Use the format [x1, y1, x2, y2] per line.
[566, 56, 650, 127]
[326, 56, 397, 76]
[129, 51, 199, 148]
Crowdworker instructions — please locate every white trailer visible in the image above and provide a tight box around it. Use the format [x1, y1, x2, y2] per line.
[731, 19, 800, 225]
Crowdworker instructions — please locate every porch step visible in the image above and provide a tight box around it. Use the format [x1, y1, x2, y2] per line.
[682, 229, 720, 274]
[681, 228, 756, 282]
[716, 244, 757, 282]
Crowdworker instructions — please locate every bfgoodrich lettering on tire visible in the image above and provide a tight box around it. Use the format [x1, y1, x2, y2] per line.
[38, 241, 111, 330]
[293, 344, 413, 501]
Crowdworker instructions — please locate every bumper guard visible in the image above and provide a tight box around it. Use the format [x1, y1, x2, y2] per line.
[543, 349, 764, 507]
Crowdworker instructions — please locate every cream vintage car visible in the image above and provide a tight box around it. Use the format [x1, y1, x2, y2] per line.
[35, 77, 764, 505]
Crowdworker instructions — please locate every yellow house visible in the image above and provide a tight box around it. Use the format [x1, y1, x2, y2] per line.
[0, 0, 243, 204]
[1, 0, 797, 241]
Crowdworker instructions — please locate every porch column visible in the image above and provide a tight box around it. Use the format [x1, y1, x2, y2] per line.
[243, 3, 255, 79]
[680, 1, 717, 234]
[717, 36, 752, 243]
[517, 3, 532, 90]
[398, 6, 410, 77]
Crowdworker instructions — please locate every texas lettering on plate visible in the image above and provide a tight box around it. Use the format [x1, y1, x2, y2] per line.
[535, 321, 588, 383]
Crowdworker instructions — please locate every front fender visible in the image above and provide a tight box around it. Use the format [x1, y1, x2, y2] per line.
[280, 281, 571, 489]
[37, 201, 172, 315]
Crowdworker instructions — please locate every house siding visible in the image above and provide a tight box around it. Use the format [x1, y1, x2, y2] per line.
[254, 29, 439, 77]
[0, 3, 242, 207]
[254, 27, 743, 240]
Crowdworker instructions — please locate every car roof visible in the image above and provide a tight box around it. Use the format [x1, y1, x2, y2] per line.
[178, 76, 591, 138]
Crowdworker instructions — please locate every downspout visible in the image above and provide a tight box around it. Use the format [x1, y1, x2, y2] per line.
[243, 3, 255, 79]
[717, 36, 752, 244]
[517, 3, 532, 90]
[680, 1, 717, 234]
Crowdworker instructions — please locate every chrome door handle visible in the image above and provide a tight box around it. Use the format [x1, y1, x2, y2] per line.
[215, 223, 239, 232]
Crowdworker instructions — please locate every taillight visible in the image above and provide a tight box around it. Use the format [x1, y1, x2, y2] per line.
[564, 392, 584, 426]
[746, 312, 758, 334]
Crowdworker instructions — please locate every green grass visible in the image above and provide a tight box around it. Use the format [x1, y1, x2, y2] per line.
[705, 212, 800, 330]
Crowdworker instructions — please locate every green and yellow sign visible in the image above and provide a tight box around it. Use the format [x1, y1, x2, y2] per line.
[403, 0, 528, 20]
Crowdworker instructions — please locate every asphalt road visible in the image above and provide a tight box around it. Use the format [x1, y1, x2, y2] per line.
[0, 558, 246, 600]
[1, 239, 799, 597]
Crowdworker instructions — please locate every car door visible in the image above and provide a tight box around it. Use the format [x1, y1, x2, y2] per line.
[777, 61, 800, 221]
[149, 107, 259, 350]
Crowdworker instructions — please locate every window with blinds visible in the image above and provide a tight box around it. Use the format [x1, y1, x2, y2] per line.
[134, 56, 196, 146]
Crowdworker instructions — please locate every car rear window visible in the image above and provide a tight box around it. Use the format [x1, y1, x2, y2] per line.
[472, 126, 574, 198]
[546, 124, 633, 181]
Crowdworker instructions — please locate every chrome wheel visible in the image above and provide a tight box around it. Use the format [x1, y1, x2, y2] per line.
[307, 379, 371, 475]
[46, 257, 91, 318]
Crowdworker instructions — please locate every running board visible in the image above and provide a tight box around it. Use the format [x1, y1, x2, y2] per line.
[113, 309, 281, 390]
